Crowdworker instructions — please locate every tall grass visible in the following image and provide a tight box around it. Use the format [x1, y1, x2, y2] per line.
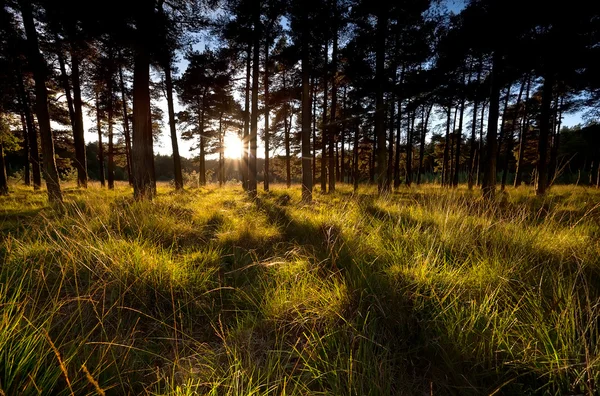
[1, 182, 599, 395]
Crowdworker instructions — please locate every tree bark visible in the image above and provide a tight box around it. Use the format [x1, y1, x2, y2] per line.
[405, 111, 414, 186]
[311, 76, 316, 184]
[284, 69, 291, 188]
[95, 90, 105, 187]
[118, 65, 133, 185]
[468, 59, 483, 190]
[548, 95, 563, 185]
[501, 76, 526, 190]
[132, 7, 155, 199]
[16, 75, 40, 189]
[417, 104, 432, 185]
[164, 59, 183, 190]
[353, 120, 360, 191]
[264, 37, 270, 192]
[536, 72, 554, 195]
[394, 68, 404, 189]
[301, 6, 313, 202]
[107, 69, 115, 189]
[476, 101, 487, 187]
[70, 53, 88, 187]
[375, 7, 388, 193]
[482, 51, 502, 199]
[20, 0, 62, 202]
[328, 1, 338, 192]
[19, 111, 31, 186]
[496, 84, 512, 171]
[0, 142, 8, 195]
[248, 10, 260, 197]
[453, 93, 466, 188]
[321, 39, 328, 193]
[242, 42, 251, 190]
[341, 86, 346, 183]
[442, 106, 451, 186]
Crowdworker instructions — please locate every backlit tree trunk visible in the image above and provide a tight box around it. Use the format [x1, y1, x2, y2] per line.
[482, 51, 502, 199]
[71, 53, 88, 187]
[264, 37, 270, 192]
[248, 10, 260, 197]
[536, 72, 554, 195]
[301, 7, 313, 202]
[95, 91, 105, 187]
[164, 59, 183, 190]
[118, 65, 133, 185]
[20, 0, 62, 203]
[375, 7, 388, 193]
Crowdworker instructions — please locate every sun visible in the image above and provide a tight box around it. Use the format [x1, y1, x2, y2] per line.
[223, 132, 243, 159]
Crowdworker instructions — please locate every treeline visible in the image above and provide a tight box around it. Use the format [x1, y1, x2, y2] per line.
[0, 0, 598, 202]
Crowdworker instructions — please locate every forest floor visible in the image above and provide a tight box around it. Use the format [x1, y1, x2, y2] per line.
[1, 182, 600, 395]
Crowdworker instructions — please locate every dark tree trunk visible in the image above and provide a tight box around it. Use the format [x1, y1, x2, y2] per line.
[19, 111, 31, 186]
[417, 105, 432, 185]
[0, 143, 8, 195]
[341, 86, 346, 183]
[501, 76, 526, 190]
[405, 111, 414, 186]
[536, 72, 554, 195]
[329, 4, 338, 193]
[264, 37, 270, 192]
[321, 39, 328, 193]
[118, 65, 133, 185]
[219, 114, 224, 187]
[496, 84, 512, 171]
[442, 106, 451, 186]
[164, 60, 183, 190]
[242, 42, 251, 190]
[131, 8, 155, 199]
[70, 53, 88, 187]
[95, 91, 105, 187]
[353, 120, 360, 191]
[453, 94, 466, 188]
[199, 100, 206, 186]
[477, 101, 487, 187]
[285, 70, 291, 188]
[248, 12, 260, 197]
[311, 76, 316, 184]
[107, 71, 115, 189]
[56, 45, 76, 135]
[301, 6, 313, 202]
[375, 7, 388, 193]
[468, 59, 483, 190]
[449, 106, 458, 184]
[21, 0, 62, 202]
[16, 75, 40, 189]
[548, 95, 563, 185]
[482, 51, 502, 199]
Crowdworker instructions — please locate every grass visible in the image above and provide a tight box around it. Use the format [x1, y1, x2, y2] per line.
[1, 181, 599, 395]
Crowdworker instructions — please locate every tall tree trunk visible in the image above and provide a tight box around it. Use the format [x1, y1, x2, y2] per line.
[285, 71, 291, 188]
[16, 74, 40, 189]
[264, 37, 270, 192]
[449, 106, 458, 184]
[20, 0, 62, 202]
[118, 65, 133, 185]
[164, 59, 183, 190]
[477, 101, 487, 187]
[442, 106, 451, 186]
[219, 114, 224, 187]
[0, 142, 7, 195]
[131, 8, 155, 199]
[95, 91, 105, 187]
[375, 7, 388, 193]
[548, 95, 563, 185]
[405, 111, 414, 186]
[321, 39, 328, 193]
[56, 45, 77, 135]
[482, 51, 502, 199]
[311, 76, 316, 184]
[329, 12, 338, 192]
[301, 6, 313, 202]
[453, 93, 466, 188]
[340, 87, 347, 183]
[417, 105, 432, 185]
[107, 72, 115, 189]
[501, 76, 526, 190]
[71, 52, 88, 187]
[353, 120, 360, 191]
[496, 84, 512, 171]
[468, 58, 483, 190]
[242, 42, 251, 190]
[248, 12, 260, 197]
[199, 100, 206, 186]
[19, 111, 31, 186]
[393, 101, 402, 188]
[536, 72, 554, 195]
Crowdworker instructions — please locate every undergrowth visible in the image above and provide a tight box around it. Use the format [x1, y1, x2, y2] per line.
[1, 182, 599, 395]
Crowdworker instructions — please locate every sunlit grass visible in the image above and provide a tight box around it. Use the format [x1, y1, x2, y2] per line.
[1, 181, 599, 394]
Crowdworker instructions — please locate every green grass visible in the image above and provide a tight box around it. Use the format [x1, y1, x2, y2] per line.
[1, 181, 600, 395]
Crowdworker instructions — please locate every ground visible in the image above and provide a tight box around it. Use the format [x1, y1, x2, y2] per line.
[1, 182, 599, 395]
